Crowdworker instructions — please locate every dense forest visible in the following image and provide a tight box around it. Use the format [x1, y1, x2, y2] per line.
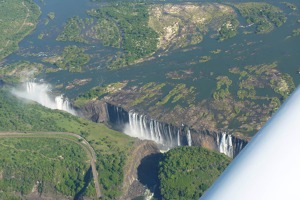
[0, 137, 92, 199]
[87, 3, 159, 69]
[159, 147, 231, 199]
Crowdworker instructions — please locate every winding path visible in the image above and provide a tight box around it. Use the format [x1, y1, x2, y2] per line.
[0, 132, 102, 199]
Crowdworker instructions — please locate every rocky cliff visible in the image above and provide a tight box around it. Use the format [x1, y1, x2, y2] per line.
[78, 100, 109, 123]
[79, 101, 248, 158]
[119, 140, 161, 200]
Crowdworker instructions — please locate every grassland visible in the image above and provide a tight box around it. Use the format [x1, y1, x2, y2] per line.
[0, 88, 135, 199]
[0, 0, 40, 61]
[159, 146, 230, 199]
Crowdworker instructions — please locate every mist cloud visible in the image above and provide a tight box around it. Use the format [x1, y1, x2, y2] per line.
[12, 81, 76, 115]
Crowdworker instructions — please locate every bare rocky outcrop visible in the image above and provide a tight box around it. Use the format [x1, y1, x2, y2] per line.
[79, 100, 109, 123]
[191, 129, 219, 151]
[190, 129, 248, 158]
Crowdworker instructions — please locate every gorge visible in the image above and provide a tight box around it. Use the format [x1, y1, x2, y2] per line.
[13, 81, 247, 158]
[105, 102, 248, 158]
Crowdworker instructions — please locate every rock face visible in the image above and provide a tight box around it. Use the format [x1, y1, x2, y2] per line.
[118, 140, 161, 200]
[80, 101, 248, 158]
[79, 100, 109, 123]
[191, 129, 247, 158]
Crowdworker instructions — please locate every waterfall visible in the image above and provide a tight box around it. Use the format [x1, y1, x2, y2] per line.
[107, 103, 128, 125]
[187, 130, 192, 146]
[177, 130, 181, 146]
[127, 111, 163, 144]
[55, 95, 73, 112]
[12, 82, 76, 115]
[106, 103, 247, 157]
[123, 110, 192, 148]
[218, 133, 234, 158]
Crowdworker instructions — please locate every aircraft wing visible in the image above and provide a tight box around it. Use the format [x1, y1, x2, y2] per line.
[200, 86, 300, 200]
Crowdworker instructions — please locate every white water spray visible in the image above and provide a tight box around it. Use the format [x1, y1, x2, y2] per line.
[124, 110, 186, 148]
[12, 82, 76, 115]
[187, 130, 192, 146]
[111, 106, 243, 157]
[217, 132, 234, 158]
[177, 130, 181, 146]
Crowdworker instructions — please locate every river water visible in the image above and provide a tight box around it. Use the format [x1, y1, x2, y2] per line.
[4, 0, 300, 102]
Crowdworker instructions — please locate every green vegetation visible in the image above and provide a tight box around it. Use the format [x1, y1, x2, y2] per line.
[57, 16, 87, 43]
[88, 17, 121, 48]
[129, 62, 295, 138]
[236, 63, 295, 99]
[166, 69, 194, 80]
[130, 82, 166, 106]
[157, 84, 195, 106]
[80, 61, 295, 139]
[149, 3, 237, 50]
[0, 0, 40, 60]
[44, 46, 90, 72]
[0, 89, 135, 199]
[157, 84, 185, 105]
[74, 82, 126, 107]
[235, 3, 286, 34]
[38, 32, 45, 39]
[282, 2, 297, 11]
[216, 62, 295, 135]
[0, 137, 91, 198]
[292, 28, 300, 37]
[159, 147, 230, 199]
[270, 73, 295, 99]
[213, 76, 232, 100]
[0, 61, 43, 84]
[210, 49, 222, 54]
[47, 12, 55, 20]
[44, 18, 49, 25]
[218, 19, 239, 41]
[199, 56, 211, 63]
[87, 3, 159, 69]
[49, 2, 288, 71]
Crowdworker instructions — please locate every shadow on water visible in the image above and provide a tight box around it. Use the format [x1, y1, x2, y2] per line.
[137, 153, 164, 200]
[74, 166, 93, 200]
